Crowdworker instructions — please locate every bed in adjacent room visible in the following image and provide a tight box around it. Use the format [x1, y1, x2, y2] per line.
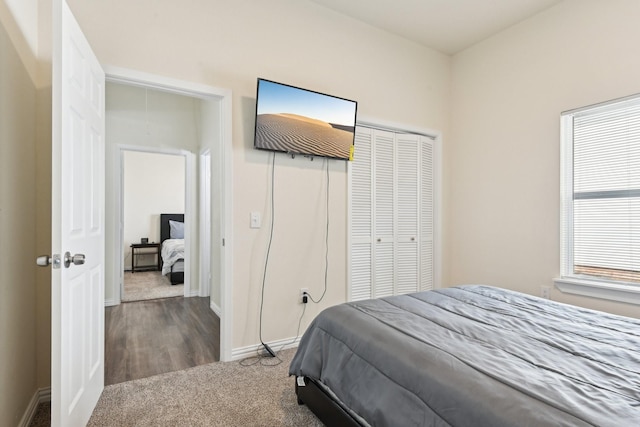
[289, 285, 640, 426]
[160, 213, 185, 285]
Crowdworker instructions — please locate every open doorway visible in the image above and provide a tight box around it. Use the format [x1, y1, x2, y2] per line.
[121, 150, 186, 302]
[106, 81, 200, 301]
[104, 67, 233, 363]
[101, 71, 232, 386]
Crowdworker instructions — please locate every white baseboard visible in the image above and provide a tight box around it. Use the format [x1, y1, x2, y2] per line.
[38, 387, 51, 402]
[19, 387, 51, 427]
[231, 336, 301, 361]
[104, 298, 120, 306]
[210, 301, 222, 317]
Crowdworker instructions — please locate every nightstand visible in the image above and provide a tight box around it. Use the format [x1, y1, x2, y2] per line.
[130, 242, 162, 273]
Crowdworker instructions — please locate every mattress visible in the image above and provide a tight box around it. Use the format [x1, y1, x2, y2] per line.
[289, 285, 640, 426]
[161, 238, 184, 275]
[170, 260, 184, 273]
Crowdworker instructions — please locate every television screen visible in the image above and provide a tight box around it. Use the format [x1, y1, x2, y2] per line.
[254, 78, 358, 161]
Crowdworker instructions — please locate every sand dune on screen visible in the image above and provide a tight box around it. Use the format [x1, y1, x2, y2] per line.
[255, 113, 353, 159]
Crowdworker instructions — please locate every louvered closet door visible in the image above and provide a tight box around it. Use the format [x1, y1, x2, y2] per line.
[350, 128, 373, 301]
[373, 130, 395, 298]
[396, 134, 419, 295]
[420, 136, 434, 291]
[349, 126, 435, 301]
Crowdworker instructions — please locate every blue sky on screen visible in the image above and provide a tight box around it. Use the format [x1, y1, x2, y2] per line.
[257, 80, 356, 126]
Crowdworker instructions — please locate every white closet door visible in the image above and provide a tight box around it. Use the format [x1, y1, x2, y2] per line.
[396, 134, 419, 295]
[349, 126, 435, 301]
[420, 136, 434, 291]
[373, 130, 395, 298]
[351, 128, 373, 301]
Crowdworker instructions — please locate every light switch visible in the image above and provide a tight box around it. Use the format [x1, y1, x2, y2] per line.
[250, 211, 261, 229]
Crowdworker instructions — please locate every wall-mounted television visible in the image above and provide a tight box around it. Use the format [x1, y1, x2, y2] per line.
[253, 78, 358, 161]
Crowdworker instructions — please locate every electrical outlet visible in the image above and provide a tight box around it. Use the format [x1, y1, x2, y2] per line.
[300, 288, 309, 304]
[540, 286, 551, 299]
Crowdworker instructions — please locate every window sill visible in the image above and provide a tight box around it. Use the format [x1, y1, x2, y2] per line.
[554, 277, 640, 305]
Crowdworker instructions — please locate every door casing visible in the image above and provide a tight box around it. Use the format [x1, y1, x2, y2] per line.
[116, 146, 192, 300]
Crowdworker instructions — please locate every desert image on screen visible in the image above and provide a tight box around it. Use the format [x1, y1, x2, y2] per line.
[255, 80, 356, 159]
[255, 113, 354, 159]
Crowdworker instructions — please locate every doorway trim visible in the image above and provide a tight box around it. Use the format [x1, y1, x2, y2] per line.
[117, 146, 193, 298]
[199, 149, 214, 302]
[104, 66, 234, 362]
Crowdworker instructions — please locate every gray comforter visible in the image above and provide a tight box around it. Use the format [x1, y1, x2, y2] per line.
[289, 285, 640, 426]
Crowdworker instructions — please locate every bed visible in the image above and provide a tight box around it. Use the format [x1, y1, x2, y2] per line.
[289, 285, 640, 426]
[160, 213, 185, 285]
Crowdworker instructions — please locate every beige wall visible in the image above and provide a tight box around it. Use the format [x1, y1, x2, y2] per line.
[0, 6, 38, 425]
[67, 0, 451, 350]
[106, 83, 200, 153]
[35, 0, 53, 397]
[35, 85, 51, 391]
[450, 0, 640, 317]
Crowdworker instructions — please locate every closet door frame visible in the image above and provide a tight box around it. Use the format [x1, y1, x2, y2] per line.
[347, 118, 442, 301]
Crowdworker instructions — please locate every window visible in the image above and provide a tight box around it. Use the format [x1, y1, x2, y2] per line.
[557, 94, 640, 303]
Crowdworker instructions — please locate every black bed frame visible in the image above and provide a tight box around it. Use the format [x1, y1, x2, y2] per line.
[160, 213, 185, 285]
[295, 377, 363, 427]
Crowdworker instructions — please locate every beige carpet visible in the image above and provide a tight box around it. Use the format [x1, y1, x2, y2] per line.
[30, 349, 322, 426]
[28, 402, 50, 427]
[122, 271, 184, 302]
[88, 348, 322, 426]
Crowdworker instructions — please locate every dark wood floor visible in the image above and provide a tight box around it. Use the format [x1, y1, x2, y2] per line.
[105, 296, 220, 385]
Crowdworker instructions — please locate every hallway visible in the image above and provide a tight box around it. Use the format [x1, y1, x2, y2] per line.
[105, 297, 220, 385]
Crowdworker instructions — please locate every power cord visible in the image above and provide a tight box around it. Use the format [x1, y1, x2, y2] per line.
[247, 154, 328, 366]
[241, 291, 307, 367]
[258, 152, 277, 357]
[307, 159, 330, 304]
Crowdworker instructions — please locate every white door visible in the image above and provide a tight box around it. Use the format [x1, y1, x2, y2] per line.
[350, 128, 373, 300]
[349, 127, 434, 301]
[52, 0, 105, 425]
[420, 136, 434, 292]
[373, 130, 395, 298]
[396, 134, 419, 295]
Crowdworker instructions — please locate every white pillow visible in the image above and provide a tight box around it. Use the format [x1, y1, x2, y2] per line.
[169, 220, 184, 239]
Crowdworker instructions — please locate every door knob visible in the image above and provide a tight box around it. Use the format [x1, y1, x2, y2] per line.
[36, 255, 52, 266]
[64, 252, 85, 268]
[36, 254, 62, 269]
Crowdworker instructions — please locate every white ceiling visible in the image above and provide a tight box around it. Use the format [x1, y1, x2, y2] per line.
[310, 0, 563, 54]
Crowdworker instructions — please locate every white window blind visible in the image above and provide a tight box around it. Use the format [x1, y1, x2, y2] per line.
[561, 96, 640, 285]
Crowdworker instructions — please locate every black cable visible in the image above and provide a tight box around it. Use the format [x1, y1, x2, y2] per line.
[308, 159, 329, 304]
[251, 154, 326, 364]
[248, 159, 327, 364]
[258, 152, 277, 357]
[241, 269, 308, 367]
